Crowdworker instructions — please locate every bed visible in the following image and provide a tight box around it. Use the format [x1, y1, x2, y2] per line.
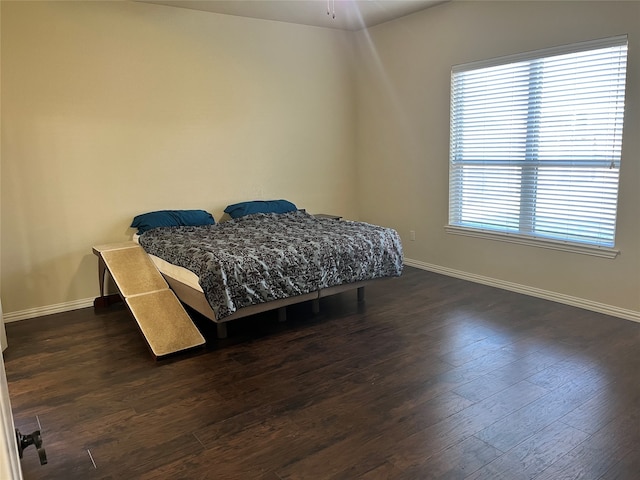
[133, 208, 404, 338]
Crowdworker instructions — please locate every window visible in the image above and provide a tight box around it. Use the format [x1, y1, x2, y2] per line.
[448, 36, 628, 257]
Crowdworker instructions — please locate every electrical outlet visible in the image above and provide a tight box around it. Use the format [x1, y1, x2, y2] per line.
[410, 230, 416, 241]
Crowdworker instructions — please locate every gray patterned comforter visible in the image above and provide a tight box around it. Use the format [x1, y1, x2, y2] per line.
[138, 211, 403, 319]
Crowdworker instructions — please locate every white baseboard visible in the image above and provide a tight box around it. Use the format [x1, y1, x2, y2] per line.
[5, 263, 640, 325]
[404, 258, 640, 324]
[2, 297, 95, 323]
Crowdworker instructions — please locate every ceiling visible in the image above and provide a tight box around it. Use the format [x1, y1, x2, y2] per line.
[137, 0, 446, 31]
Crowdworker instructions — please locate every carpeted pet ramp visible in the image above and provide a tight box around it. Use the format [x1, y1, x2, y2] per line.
[95, 243, 205, 360]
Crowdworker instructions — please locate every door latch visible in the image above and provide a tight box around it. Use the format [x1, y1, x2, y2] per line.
[15, 429, 47, 465]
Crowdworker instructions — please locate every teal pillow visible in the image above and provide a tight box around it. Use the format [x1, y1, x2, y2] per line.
[224, 200, 297, 219]
[131, 210, 215, 234]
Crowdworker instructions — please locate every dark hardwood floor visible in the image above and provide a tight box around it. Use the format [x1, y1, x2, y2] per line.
[4, 267, 640, 479]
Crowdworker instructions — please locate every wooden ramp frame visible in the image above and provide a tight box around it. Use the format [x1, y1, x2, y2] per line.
[93, 242, 205, 360]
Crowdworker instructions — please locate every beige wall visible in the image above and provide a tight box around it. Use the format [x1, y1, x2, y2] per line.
[2, 0, 639, 320]
[1, 1, 356, 315]
[0, 2, 7, 350]
[354, 1, 640, 315]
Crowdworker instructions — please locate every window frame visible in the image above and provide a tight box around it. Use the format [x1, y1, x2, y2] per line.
[446, 36, 628, 259]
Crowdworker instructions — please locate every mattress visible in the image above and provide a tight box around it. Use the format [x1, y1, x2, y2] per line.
[137, 211, 404, 320]
[134, 234, 203, 292]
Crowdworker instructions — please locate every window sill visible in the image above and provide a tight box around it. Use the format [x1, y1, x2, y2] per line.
[445, 225, 620, 259]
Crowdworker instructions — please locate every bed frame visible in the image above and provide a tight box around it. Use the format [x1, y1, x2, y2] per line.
[161, 272, 370, 339]
[94, 243, 373, 340]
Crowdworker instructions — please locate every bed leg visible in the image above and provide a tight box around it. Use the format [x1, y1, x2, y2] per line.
[98, 256, 107, 298]
[312, 298, 320, 315]
[216, 323, 228, 339]
[357, 286, 365, 303]
[278, 307, 287, 323]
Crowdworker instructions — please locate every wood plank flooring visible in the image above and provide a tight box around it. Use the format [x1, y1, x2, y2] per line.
[4, 267, 640, 479]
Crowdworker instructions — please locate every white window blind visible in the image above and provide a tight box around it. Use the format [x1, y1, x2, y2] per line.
[448, 36, 628, 252]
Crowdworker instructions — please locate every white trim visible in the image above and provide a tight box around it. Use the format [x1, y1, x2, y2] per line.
[445, 225, 620, 259]
[1, 351, 23, 480]
[2, 298, 95, 323]
[404, 258, 640, 324]
[5, 262, 640, 326]
[1, 317, 6, 352]
[451, 34, 628, 72]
